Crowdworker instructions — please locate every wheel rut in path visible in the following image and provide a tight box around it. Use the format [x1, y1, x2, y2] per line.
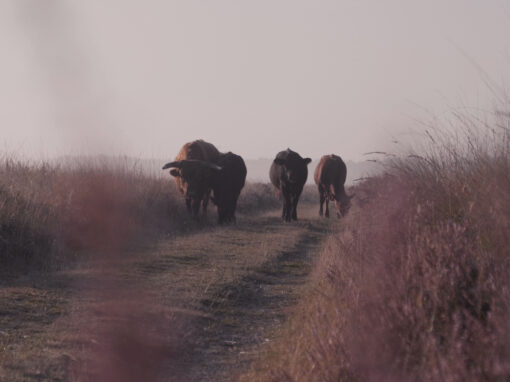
[189, 232, 323, 381]
[159, 207, 337, 381]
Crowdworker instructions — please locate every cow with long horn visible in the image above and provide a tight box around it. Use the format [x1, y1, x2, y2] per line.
[162, 140, 221, 219]
[314, 154, 354, 218]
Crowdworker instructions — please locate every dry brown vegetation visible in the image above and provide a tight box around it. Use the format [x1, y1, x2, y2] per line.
[0, 204, 335, 382]
[0, 159, 185, 274]
[0, 154, 332, 381]
[4, 103, 509, 381]
[0, 158, 285, 275]
[241, 108, 510, 381]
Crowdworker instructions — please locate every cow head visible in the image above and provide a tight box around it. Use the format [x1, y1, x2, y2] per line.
[274, 156, 311, 184]
[162, 160, 222, 216]
[337, 192, 355, 216]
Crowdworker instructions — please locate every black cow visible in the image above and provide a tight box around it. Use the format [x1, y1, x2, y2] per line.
[210, 152, 247, 224]
[270, 149, 311, 222]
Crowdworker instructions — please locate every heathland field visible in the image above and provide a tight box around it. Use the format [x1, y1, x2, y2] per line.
[0, 161, 335, 381]
[2, 109, 510, 382]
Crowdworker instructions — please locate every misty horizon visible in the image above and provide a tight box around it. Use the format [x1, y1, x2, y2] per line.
[47, 153, 380, 186]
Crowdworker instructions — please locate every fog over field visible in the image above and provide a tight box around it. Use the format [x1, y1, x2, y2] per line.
[54, 154, 379, 185]
[1, 1, 510, 161]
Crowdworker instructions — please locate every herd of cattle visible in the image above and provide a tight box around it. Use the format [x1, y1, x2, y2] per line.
[162, 140, 354, 224]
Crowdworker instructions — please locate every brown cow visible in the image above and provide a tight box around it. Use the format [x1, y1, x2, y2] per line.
[162, 140, 221, 219]
[314, 154, 354, 218]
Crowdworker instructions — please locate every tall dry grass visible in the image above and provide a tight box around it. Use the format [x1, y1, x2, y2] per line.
[237, 183, 316, 216]
[0, 158, 189, 273]
[237, 182, 280, 215]
[242, 106, 510, 381]
[0, 157, 283, 274]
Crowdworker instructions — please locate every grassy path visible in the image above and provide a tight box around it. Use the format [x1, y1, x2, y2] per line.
[0, 205, 338, 381]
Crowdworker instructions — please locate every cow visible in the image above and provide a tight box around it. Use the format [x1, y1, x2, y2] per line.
[314, 154, 354, 218]
[270, 149, 311, 222]
[210, 152, 247, 224]
[162, 140, 221, 219]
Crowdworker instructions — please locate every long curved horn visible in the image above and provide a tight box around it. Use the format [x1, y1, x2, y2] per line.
[163, 159, 222, 171]
[183, 159, 222, 171]
[162, 161, 182, 170]
[200, 161, 222, 171]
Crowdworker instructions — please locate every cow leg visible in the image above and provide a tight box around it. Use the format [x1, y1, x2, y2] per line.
[290, 195, 296, 221]
[223, 201, 234, 224]
[190, 198, 201, 219]
[283, 194, 292, 222]
[202, 194, 209, 217]
[319, 190, 325, 216]
[289, 194, 296, 221]
[185, 198, 192, 214]
[231, 197, 238, 224]
[334, 199, 342, 218]
[228, 209, 235, 224]
[223, 200, 231, 224]
[217, 207, 225, 224]
[228, 201, 236, 224]
[325, 196, 330, 218]
[333, 186, 345, 217]
[281, 191, 287, 221]
[216, 204, 222, 224]
[285, 200, 292, 222]
[293, 187, 304, 221]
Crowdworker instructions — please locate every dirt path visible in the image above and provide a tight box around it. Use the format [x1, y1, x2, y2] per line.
[0, 205, 338, 381]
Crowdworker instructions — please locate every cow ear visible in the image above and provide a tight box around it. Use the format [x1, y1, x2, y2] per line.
[169, 169, 180, 177]
[303, 158, 312, 165]
[274, 158, 286, 166]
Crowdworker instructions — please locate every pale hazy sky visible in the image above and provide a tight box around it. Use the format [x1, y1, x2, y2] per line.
[1, 1, 509, 161]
